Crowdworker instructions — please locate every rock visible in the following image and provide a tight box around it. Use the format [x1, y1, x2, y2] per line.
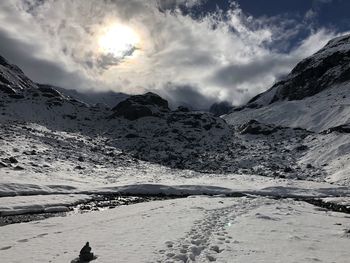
[283, 167, 293, 173]
[13, 165, 25, 171]
[0, 84, 16, 95]
[78, 156, 85, 162]
[38, 84, 64, 98]
[111, 92, 170, 120]
[0, 161, 7, 168]
[23, 150, 37, 155]
[295, 145, 308, 151]
[125, 133, 139, 138]
[322, 124, 350, 134]
[8, 157, 18, 164]
[176, 106, 190, 112]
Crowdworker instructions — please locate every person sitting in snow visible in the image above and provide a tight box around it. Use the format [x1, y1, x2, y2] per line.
[79, 242, 94, 262]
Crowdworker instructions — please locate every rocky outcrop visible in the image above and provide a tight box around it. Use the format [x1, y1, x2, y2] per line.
[322, 124, 350, 134]
[0, 55, 38, 92]
[237, 120, 279, 135]
[111, 92, 170, 120]
[248, 34, 350, 107]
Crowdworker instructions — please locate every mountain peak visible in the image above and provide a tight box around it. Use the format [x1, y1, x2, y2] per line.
[248, 33, 350, 107]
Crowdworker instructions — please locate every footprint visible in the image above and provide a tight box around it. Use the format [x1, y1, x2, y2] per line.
[0, 246, 12, 250]
[210, 245, 224, 253]
[206, 255, 217, 261]
[165, 241, 174, 248]
[37, 233, 48, 238]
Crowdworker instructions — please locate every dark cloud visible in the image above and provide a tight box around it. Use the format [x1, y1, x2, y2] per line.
[209, 55, 299, 87]
[0, 28, 93, 89]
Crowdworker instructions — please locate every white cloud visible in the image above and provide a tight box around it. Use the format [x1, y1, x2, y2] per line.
[0, 0, 345, 108]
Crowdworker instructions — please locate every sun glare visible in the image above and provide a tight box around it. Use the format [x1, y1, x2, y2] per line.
[99, 23, 140, 59]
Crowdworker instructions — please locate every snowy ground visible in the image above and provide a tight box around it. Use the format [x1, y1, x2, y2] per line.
[1, 196, 350, 263]
[1, 158, 350, 262]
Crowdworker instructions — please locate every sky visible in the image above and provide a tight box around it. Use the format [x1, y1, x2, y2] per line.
[0, 0, 349, 109]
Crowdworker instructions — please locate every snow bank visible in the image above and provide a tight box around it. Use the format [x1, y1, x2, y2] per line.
[0, 194, 91, 216]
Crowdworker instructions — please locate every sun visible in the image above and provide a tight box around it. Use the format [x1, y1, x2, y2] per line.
[98, 23, 140, 59]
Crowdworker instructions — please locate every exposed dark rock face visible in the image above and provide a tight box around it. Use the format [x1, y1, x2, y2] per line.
[111, 92, 170, 120]
[237, 120, 312, 137]
[237, 120, 280, 135]
[0, 84, 16, 95]
[322, 124, 350, 134]
[209, 101, 233, 116]
[38, 84, 64, 98]
[248, 34, 350, 107]
[0, 55, 38, 92]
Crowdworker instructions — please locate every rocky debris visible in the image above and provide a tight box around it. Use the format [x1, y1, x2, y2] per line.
[176, 106, 190, 112]
[13, 165, 25, 171]
[295, 145, 308, 151]
[74, 165, 85, 170]
[8, 156, 18, 164]
[237, 120, 279, 135]
[111, 92, 170, 120]
[23, 150, 37, 155]
[322, 124, 350, 134]
[209, 101, 233, 116]
[37, 84, 64, 98]
[0, 84, 16, 95]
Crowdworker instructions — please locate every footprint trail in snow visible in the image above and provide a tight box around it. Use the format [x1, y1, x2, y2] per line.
[157, 197, 259, 262]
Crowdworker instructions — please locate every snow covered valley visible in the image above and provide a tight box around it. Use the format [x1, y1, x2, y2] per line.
[1, 118, 350, 262]
[1, 34, 350, 262]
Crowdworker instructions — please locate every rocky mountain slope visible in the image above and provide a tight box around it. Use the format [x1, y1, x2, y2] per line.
[247, 34, 350, 107]
[0, 52, 328, 181]
[224, 33, 350, 184]
[225, 34, 350, 132]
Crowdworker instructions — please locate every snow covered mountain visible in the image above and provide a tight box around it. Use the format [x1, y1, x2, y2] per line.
[224, 33, 350, 184]
[0, 54, 234, 174]
[225, 34, 350, 132]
